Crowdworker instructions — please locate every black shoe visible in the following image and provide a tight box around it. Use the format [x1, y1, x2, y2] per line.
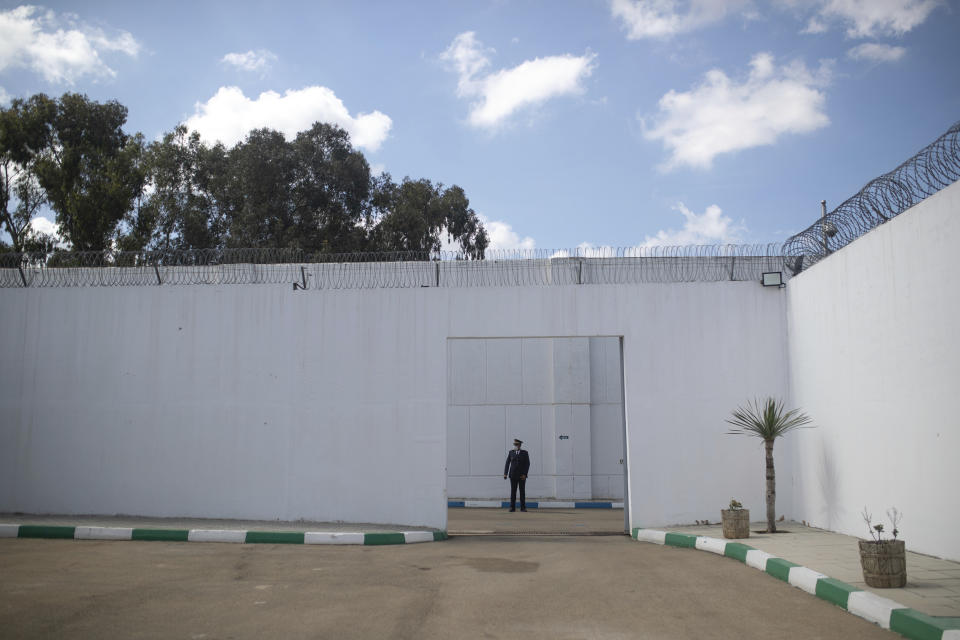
[509, 508, 516, 512]
[520, 508, 527, 512]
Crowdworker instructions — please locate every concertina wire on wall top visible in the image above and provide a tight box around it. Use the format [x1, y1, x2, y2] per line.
[782, 120, 960, 274]
[1, 120, 957, 288]
[0, 244, 786, 289]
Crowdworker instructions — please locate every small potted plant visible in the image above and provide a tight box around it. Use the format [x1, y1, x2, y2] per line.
[721, 499, 750, 539]
[859, 507, 907, 588]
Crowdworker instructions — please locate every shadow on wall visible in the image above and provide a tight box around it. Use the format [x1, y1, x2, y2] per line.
[818, 438, 843, 530]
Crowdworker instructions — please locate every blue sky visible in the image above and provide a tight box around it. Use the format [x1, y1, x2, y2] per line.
[2, 0, 959, 252]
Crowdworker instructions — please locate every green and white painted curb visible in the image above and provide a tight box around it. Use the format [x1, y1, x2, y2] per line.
[0, 523, 447, 545]
[632, 528, 960, 640]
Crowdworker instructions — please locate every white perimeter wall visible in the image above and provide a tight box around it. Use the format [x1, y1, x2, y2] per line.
[0, 279, 790, 531]
[787, 180, 960, 561]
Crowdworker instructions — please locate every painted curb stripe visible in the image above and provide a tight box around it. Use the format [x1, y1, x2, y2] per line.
[664, 532, 697, 548]
[630, 530, 960, 638]
[499, 501, 541, 508]
[448, 501, 618, 509]
[18, 525, 75, 539]
[634, 529, 666, 544]
[75, 526, 133, 541]
[890, 610, 960, 640]
[787, 566, 827, 595]
[404, 531, 434, 544]
[723, 542, 754, 562]
[765, 557, 800, 582]
[815, 577, 861, 609]
[188, 529, 246, 543]
[364, 532, 406, 546]
[245, 531, 305, 545]
[694, 536, 727, 556]
[304, 532, 364, 545]
[2, 524, 444, 545]
[847, 591, 907, 630]
[132, 528, 189, 541]
[745, 549, 774, 571]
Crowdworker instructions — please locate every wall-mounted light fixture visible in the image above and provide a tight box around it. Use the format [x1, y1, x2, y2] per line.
[762, 271, 784, 288]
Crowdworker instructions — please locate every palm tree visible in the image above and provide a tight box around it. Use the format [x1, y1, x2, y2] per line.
[726, 397, 814, 533]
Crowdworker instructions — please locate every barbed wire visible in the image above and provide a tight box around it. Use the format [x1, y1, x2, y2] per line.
[783, 120, 960, 274]
[0, 243, 787, 289]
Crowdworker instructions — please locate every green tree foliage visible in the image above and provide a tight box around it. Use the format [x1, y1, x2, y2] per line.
[370, 175, 488, 258]
[29, 93, 146, 251]
[138, 121, 486, 256]
[2, 93, 487, 257]
[0, 94, 56, 252]
[119, 125, 227, 252]
[290, 122, 371, 252]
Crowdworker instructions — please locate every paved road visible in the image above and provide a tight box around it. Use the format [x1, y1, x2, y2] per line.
[1, 535, 896, 639]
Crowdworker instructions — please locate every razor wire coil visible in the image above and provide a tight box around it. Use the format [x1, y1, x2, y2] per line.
[0, 244, 787, 289]
[783, 120, 960, 274]
[5, 120, 956, 288]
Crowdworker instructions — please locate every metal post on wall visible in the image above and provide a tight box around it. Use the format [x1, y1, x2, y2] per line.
[821, 200, 828, 255]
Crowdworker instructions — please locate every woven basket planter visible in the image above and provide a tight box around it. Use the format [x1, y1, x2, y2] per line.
[859, 540, 907, 588]
[721, 509, 750, 539]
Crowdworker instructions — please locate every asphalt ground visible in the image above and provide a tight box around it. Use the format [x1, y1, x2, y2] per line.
[0, 528, 897, 639]
[447, 506, 627, 535]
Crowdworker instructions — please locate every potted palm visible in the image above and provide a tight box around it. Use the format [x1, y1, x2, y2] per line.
[860, 508, 907, 588]
[726, 397, 814, 533]
[721, 499, 750, 539]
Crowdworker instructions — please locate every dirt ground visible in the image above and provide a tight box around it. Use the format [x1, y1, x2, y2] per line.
[0, 517, 898, 640]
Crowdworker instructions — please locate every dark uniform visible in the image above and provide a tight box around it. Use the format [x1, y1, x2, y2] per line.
[504, 445, 531, 512]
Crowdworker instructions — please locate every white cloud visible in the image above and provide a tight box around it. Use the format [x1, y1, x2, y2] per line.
[221, 49, 278, 73]
[800, 16, 830, 33]
[479, 214, 536, 251]
[0, 86, 10, 105]
[816, 0, 942, 38]
[641, 53, 831, 170]
[554, 203, 742, 257]
[641, 203, 744, 246]
[441, 31, 595, 129]
[29, 215, 57, 236]
[610, 0, 751, 39]
[0, 6, 140, 84]
[847, 42, 906, 62]
[185, 86, 392, 152]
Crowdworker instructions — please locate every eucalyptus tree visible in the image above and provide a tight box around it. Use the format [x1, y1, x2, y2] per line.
[29, 93, 146, 251]
[291, 122, 371, 253]
[126, 125, 228, 251]
[0, 94, 54, 252]
[726, 397, 814, 533]
[369, 175, 488, 258]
